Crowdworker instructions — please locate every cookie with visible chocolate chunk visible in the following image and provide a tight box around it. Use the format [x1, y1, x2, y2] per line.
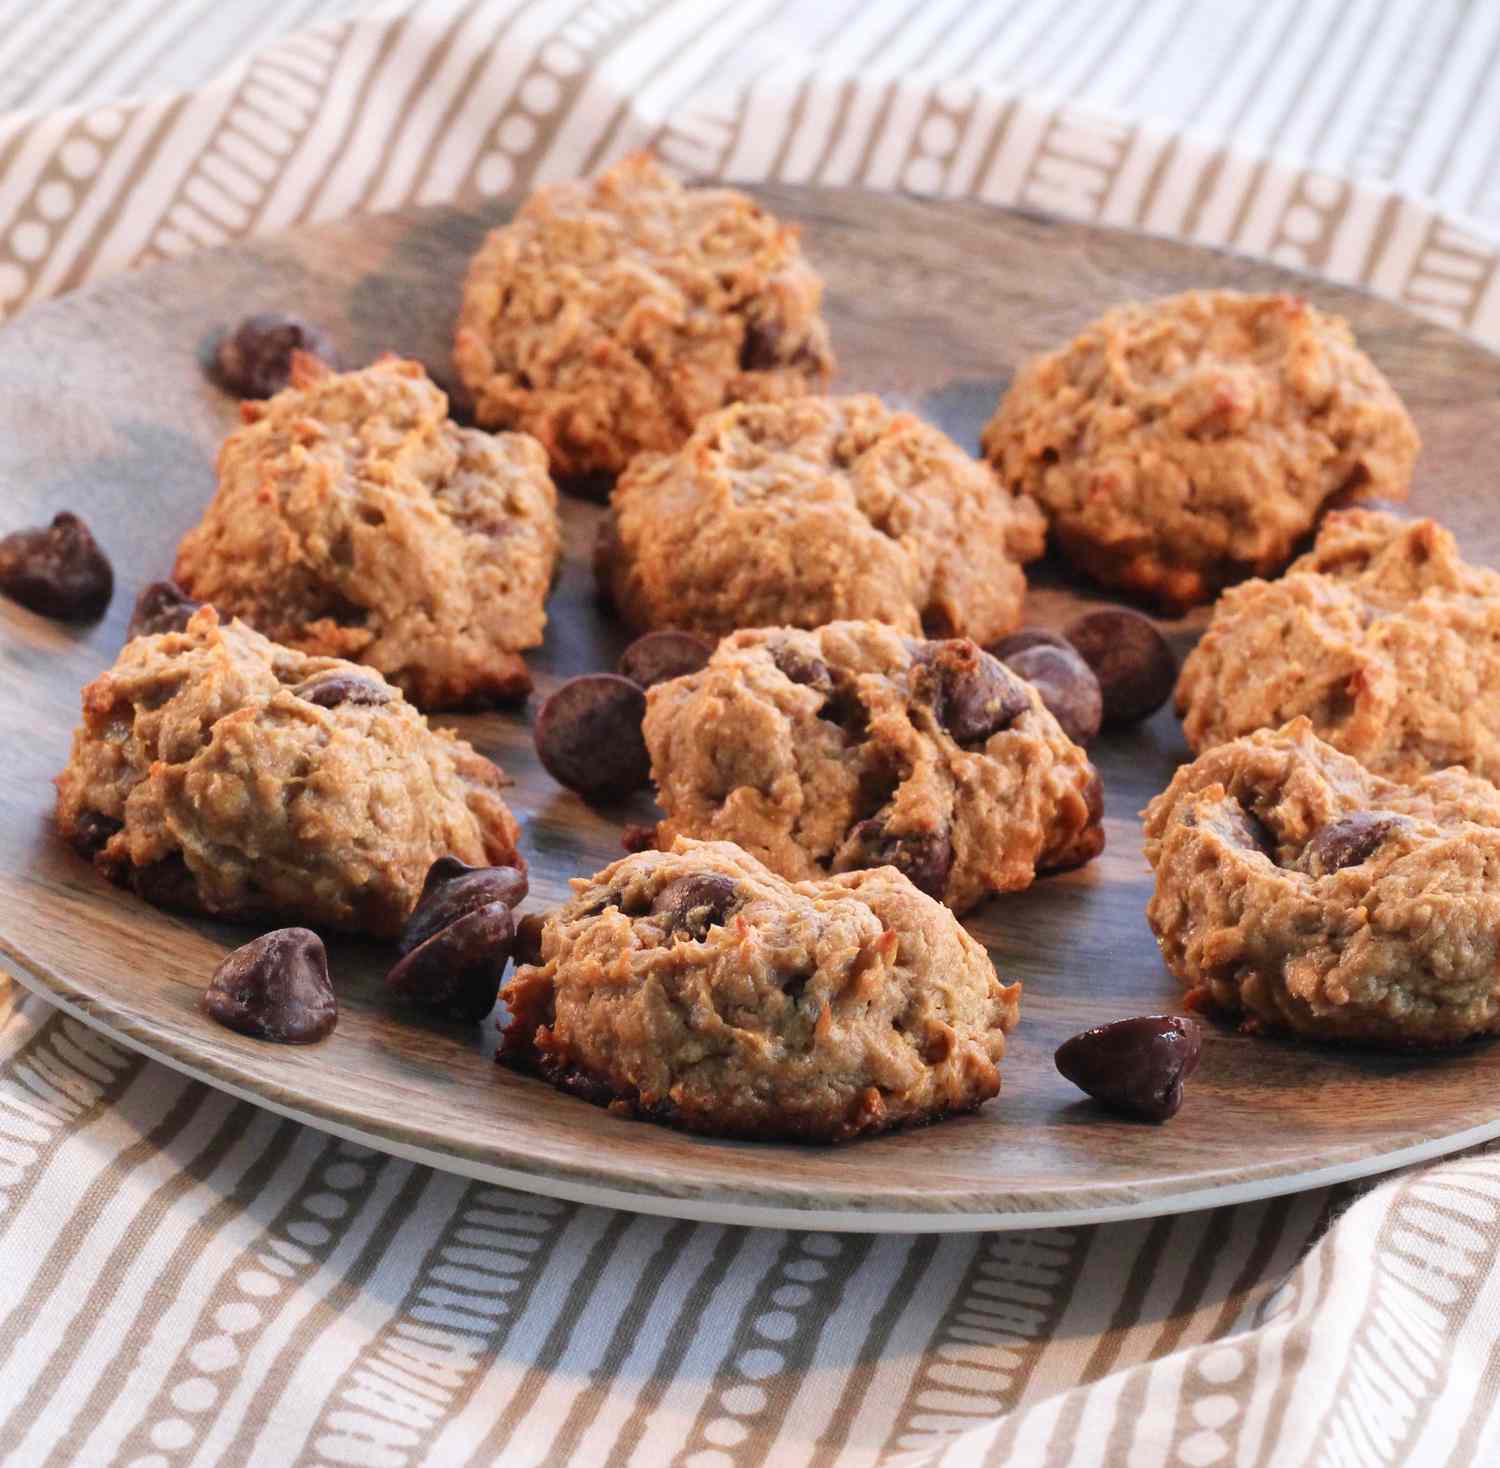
[174, 354, 559, 710]
[599, 395, 1046, 642]
[640, 621, 1103, 914]
[498, 838, 1020, 1142]
[981, 290, 1419, 611]
[1143, 717, 1500, 1046]
[453, 152, 834, 477]
[54, 607, 522, 938]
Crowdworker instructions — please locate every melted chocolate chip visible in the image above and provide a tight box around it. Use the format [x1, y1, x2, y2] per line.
[213, 313, 336, 398]
[920, 640, 1029, 745]
[398, 856, 528, 957]
[202, 928, 337, 1044]
[1055, 1015, 1202, 1122]
[130, 853, 199, 910]
[292, 671, 392, 708]
[1064, 608, 1177, 725]
[1223, 803, 1274, 858]
[739, 318, 784, 370]
[127, 579, 201, 640]
[386, 901, 515, 1023]
[513, 912, 548, 969]
[0, 512, 113, 621]
[534, 674, 650, 803]
[1306, 811, 1410, 875]
[618, 630, 713, 688]
[652, 873, 740, 939]
[838, 820, 953, 900]
[68, 809, 123, 861]
[771, 642, 833, 693]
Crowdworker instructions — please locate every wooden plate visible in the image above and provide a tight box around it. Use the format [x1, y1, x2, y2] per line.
[2, 188, 1499, 1233]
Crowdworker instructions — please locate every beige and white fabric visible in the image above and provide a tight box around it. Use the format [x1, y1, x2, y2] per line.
[4, 2, 1500, 1464]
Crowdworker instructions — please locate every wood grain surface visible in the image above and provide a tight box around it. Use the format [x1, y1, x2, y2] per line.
[1, 188, 1498, 1231]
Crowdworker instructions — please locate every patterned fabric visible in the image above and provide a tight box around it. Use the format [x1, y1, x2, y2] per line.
[2, 2, 1500, 1464]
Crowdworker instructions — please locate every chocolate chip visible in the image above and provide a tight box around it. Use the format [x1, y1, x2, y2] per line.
[386, 901, 514, 1023]
[127, 579, 201, 639]
[739, 318, 784, 370]
[836, 820, 953, 900]
[985, 627, 1073, 661]
[1222, 803, 1274, 858]
[292, 671, 392, 708]
[621, 822, 658, 854]
[0, 512, 113, 621]
[534, 674, 650, 803]
[652, 873, 739, 939]
[1064, 608, 1177, 725]
[1306, 811, 1410, 875]
[920, 640, 1029, 745]
[513, 912, 547, 968]
[130, 853, 199, 909]
[771, 642, 833, 692]
[618, 630, 713, 688]
[1055, 1015, 1202, 1122]
[213, 313, 336, 398]
[398, 856, 529, 957]
[68, 809, 122, 861]
[202, 928, 337, 1044]
[1002, 644, 1102, 745]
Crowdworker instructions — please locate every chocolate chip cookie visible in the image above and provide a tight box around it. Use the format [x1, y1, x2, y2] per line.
[598, 395, 1047, 641]
[54, 608, 522, 938]
[1176, 510, 1500, 782]
[499, 838, 1020, 1141]
[174, 354, 559, 709]
[641, 622, 1103, 913]
[981, 290, 1419, 611]
[1143, 717, 1500, 1046]
[453, 152, 834, 477]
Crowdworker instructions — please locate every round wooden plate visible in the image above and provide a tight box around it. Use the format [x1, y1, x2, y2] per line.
[2, 188, 1498, 1233]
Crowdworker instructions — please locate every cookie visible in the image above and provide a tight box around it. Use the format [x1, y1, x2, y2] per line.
[980, 290, 1419, 611]
[174, 355, 559, 710]
[1143, 717, 1500, 1046]
[598, 395, 1046, 641]
[1176, 510, 1500, 782]
[54, 608, 522, 939]
[453, 152, 834, 477]
[641, 622, 1103, 913]
[498, 838, 1020, 1141]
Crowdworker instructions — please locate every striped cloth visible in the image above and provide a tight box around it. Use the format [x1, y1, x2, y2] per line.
[3, 3, 1500, 1464]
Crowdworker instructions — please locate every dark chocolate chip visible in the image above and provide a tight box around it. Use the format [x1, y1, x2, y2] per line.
[386, 901, 515, 1023]
[652, 873, 740, 939]
[618, 630, 713, 688]
[292, 671, 392, 708]
[1002, 644, 1102, 745]
[213, 312, 336, 398]
[513, 912, 548, 968]
[1306, 811, 1410, 875]
[1055, 1015, 1202, 1122]
[920, 640, 1029, 745]
[130, 853, 199, 910]
[1064, 608, 1177, 725]
[739, 318, 784, 370]
[985, 627, 1073, 661]
[838, 820, 953, 900]
[68, 809, 123, 861]
[127, 579, 201, 640]
[534, 674, 650, 803]
[0, 512, 113, 621]
[398, 856, 529, 957]
[202, 928, 337, 1044]
[771, 642, 833, 692]
[1222, 803, 1274, 858]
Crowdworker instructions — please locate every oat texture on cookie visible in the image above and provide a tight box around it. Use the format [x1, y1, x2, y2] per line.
[598, 395, 1047, 642]
[54, 608, 522, 938]
[499, 838, 1020, 1142]
[981, 290, 1419, 611]
[642, 622, 1103, 913]
[1176, 510, 1500, 782]
[1143, 717, 1500, 1046]
[174, 354, 560, 710]
[453, 152, 835, 476]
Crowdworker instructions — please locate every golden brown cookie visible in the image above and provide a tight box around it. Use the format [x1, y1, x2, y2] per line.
[1143, 718, 1500, 1046]
[499, 838, 1020, 1142]
[55, 608, 522, 938]
[174, 355, 559, 710]
[981, 290, 1419, 611]
[453, 153, 834, 477]
[642, 623, 1102, 913]
[598, 395, 1046, 641]
[1175, 510, 1500, 782]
